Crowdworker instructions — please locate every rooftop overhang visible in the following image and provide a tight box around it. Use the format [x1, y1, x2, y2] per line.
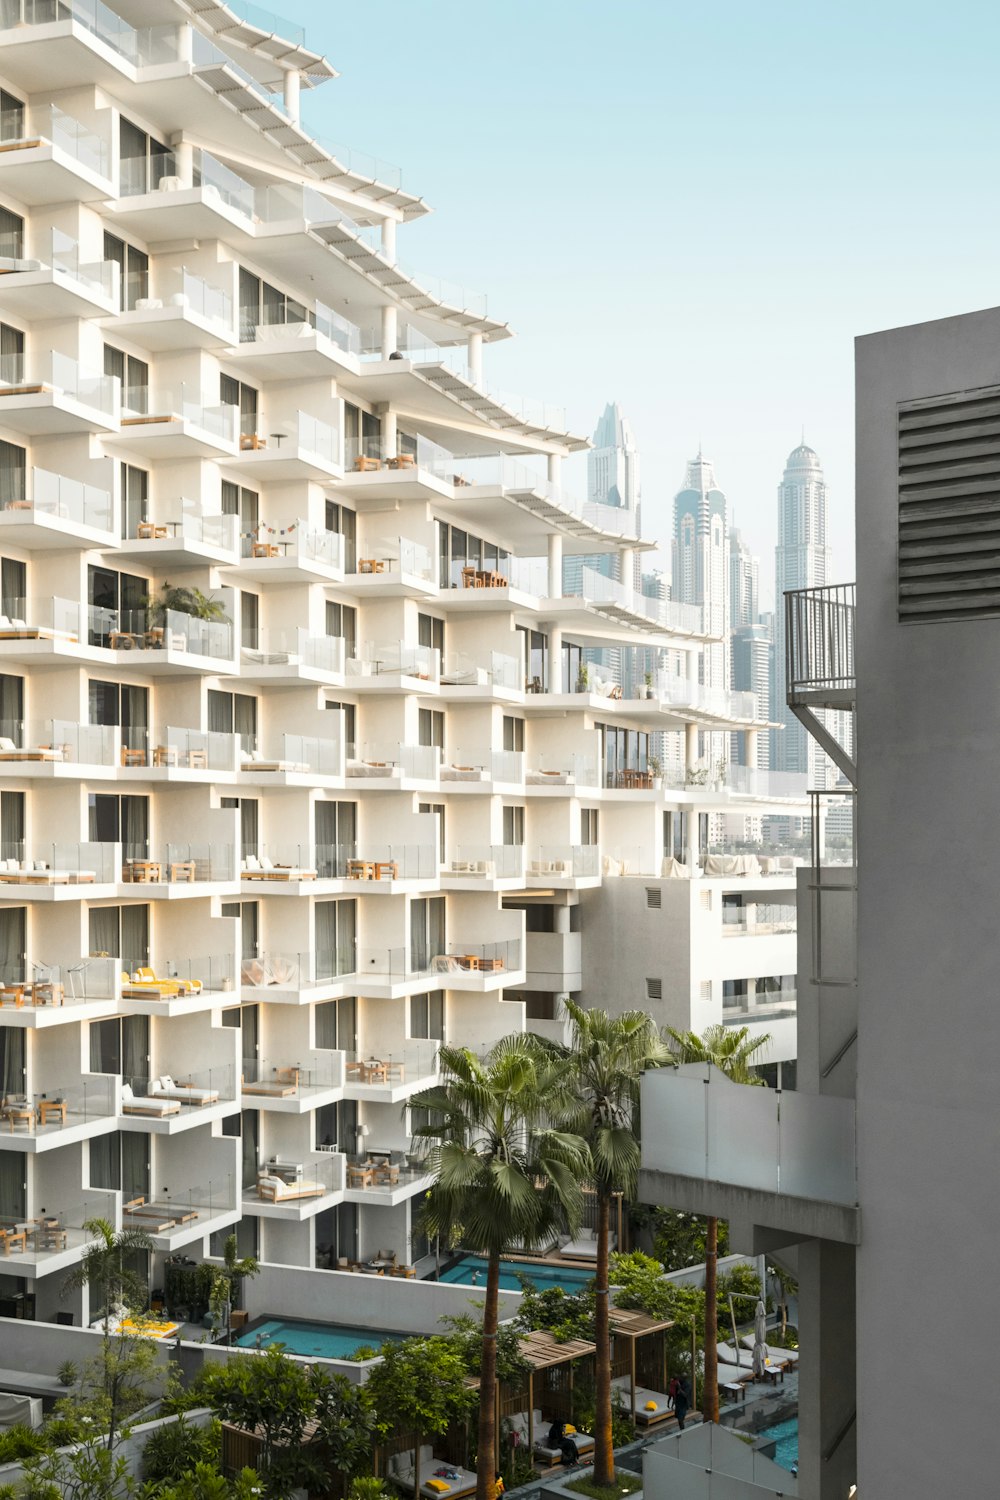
[181, 0, 338, 81]
[638, 1168, 861, 1247]
[539, 598, 715, 646]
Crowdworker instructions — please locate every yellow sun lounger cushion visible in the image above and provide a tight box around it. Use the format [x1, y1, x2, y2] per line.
[645, 1401, 658, 1411]
[426, 1482, 449, 1493]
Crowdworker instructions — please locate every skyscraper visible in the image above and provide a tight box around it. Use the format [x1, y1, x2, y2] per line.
[672, 453, 729, 693]
[729, 526, 759, 630]
[564, 401, 641, 599]
[771, 441, 836, 780]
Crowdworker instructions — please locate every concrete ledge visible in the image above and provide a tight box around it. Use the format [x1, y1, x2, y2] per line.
[638, 1170, 861, 1246]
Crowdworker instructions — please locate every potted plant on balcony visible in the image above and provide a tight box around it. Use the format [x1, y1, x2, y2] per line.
[576, 662, 590, 694]
[143, 583, 230, 626]
[649, 755, 663, 790]
[639, 671, 653, 700]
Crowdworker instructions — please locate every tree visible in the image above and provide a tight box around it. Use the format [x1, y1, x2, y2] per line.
[411, 1038, 589, 1500]
[365, 1337, 472, 1499]
[61, 1217, 159, 1458]
[548, 1004, 668, 1487]
[208, 1235, 259, 1345]
[664, 1026, 771, 1424]
[143, 584, 229, 625]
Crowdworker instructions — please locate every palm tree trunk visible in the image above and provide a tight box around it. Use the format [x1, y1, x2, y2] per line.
[593, 1189, 614, 1486]
[476, 1252, 501, 1500]
[702, 1216, 719, 1423]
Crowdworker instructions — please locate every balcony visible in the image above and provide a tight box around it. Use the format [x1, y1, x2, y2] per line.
[526, 846, 600, 886]
[0, 230, 118, 317]
[240, 843, 317, 890]
[0, 958, 119, 1027]
[343, 1041, 439, 1103]
[638, 1064, 860, 1244]
[241, 1053, 345, 1112]
[0, 351, 118, 434]
[118, 511, 239, 567]
[239, 734, 343, 782]
[441, 844, 525, 888]
[224, 411, 341, 481]
[440, 748, 524, 788]
[0, 719, 117, 776]
[346, 742, 439, 787]
[120, 1064, 237, 1133]
[357, 939, 522, 996]
[0, 1193, 118, 1274]
[0, 597, 92, 664]
[118, 726, 241, 776]
[349, 536, 435, 595]
[439, 652, 524, 697]
[526, 754, 600, 791]
[344, 1146, 436, 1204]
[108, 268, 236, 351]
[241, 630, 345, 684]
[556, 566, 710, 643]
[228, 301, 361, 380]
[110, 148, 256, 239]
[243, 1154, 345, 1221]
[0, 101, 112, 201]
[120, 843, 237, 894]
[120, 954, 237, 1015]
[0, 840, 116, 897]
[0, 1073, 119, 1153]
[123, 1177, 239, 1249]
[240, 950, 355, 1001]
[113, 386, 237, 456]
[237, 519, 345, 581]
[0, 467, 113, 547]
[332, 843, 438, 886]
[101, 608, 235, 669]
[347, 641, 439, 688]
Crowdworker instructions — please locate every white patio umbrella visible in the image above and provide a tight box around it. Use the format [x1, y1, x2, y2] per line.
[752, 1298, 769, 1376]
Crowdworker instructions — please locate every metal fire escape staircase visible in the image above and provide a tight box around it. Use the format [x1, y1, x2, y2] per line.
[784, 583, 857, 786]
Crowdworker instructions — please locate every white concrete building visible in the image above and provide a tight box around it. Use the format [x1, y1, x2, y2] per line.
[0, 0, 805, 1328]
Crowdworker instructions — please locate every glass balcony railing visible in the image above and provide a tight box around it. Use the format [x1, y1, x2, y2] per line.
[0, 595, 91, 643]
[526, 754, 600, 787]
[346, 1040, 440, 1090]
[109, 608, 233, 660]
[0, 0, 138, 62]
[445, 845, 525, 879]
[527, 846, 600, 878]
[348, 641, 439, 681]
[440, 652, 523, 690]
[121, 385, 237, 442]
[118, 147, 255, 219]
[241, 845, 318, 879]
[572, 566, 706, 635]
[124, 1178, 236, 1231]
[241, 734, 342, 776]
[121, 954, 235, 998]
[0, 102, 111, 177]
[0, 718, 115, 766]
[0, 467, 112, 530]
[2, 957, 118, 1006]
[122, 1065, 235, 1108]
[353, 537, 433, 581]
[241, 630, 345, 674]
[118, 725, 240, 772]
[244, 1155, 343, 1206]
[166, 267, 234, 330]
[0, 352, 117, 415]
[329, 843, 438, 880]
[441, 749, 523, 783]
[346, 743, 439, 781]
[242, 1053, 344, 1098]
[0, 841, 115, 884]
[241, 949, 356, 988]
[124, 512, 238, 552]
[1, 1073, 117, 1135]
[241, 519, 344, 568]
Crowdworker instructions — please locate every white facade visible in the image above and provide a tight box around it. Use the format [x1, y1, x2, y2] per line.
[0, 0, 804, 1327]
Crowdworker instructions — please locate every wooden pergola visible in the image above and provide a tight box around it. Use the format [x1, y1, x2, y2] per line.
[487, 1329, 598, 1471]
[608, 1307, 677, 1429]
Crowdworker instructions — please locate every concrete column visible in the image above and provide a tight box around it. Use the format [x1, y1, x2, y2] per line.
[796, 1239, 856, 1500]
[618, 548, 635, 589]
[380, 406, 397, 461]
[687, 647, 699, 683]
[283, 68, 301, 124]
[466, 331, 483, 385]
[172, 140, 194, 188]
[547, 624, 562, 692]
[381, 303, 398, 359]
[686, 809, 699, 872]
[176, 23, 193, 62]
[554, 905, 571, 934]
[745, 727, 759, 769]
[547, 533, 563, 597]
[547, 453, 562, 487]
[684, 721, 698, 771]
[380, 216, 397, 265]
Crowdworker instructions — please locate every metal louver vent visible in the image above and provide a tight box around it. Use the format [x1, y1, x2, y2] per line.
[646, 978, 662, 1001]
[645, 887, 662, 910]
[899, 385, 1000, 623]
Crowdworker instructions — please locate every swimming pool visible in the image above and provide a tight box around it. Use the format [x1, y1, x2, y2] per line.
[438, 1255, 595, 1293]
[234, 1318, 406, 1359]
[760, 1416, 798, 1472]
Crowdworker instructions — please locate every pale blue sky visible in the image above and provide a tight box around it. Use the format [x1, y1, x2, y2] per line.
[291, 0, 1000, 601]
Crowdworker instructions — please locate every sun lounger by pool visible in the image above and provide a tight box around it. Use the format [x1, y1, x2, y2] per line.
[611, 1375, 675, 1425]
[256, 1174, 326, 1202]
[241, 856, 316, 880]
[508, 1410, 595, 1463]
[0, 736, 65, 762]
[387, 1447, 477, 1500]
[121, 1083, 180, 1117]
[149, 1074, 220, 1106]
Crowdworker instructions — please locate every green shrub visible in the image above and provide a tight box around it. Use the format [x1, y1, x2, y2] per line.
[349, 1480, 388, 1500]
[142, 1416, 221, 1482]
[347, 1345, 378, 1362]
[0, 1426, 47, 1463]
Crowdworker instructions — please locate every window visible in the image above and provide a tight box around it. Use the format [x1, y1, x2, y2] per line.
[88, 794, 149, 860]
[207, 688, 258, 750]
[0, 322, 23, 387]
[119, 464, 149, 539]
[418, 802, 445, 864]
[241, 590, 259, 650]
[315, 900, 356, 979]
[315, 996, 357, 1051]
[324, 500, 356, 569]
[1, 557, 24, 618]
[88, 680, 148, 752]
[516, 625, 548, 692]
[601, 723, 649, 788]
[502, 805, 525, 846]
[325, 698, 356, 754]
[418, 708, 444, 749]
[325, 601, 357, 658]
[119, 117, 171, 195]
[0, 439, 26, 511]
[238, 267, 307, 341]
[418, 613, 444, 656]
[0, 672, 23, 742]
[0, 204, 24, 259]
[219, 374, 258, 440]
[410, 897, 445, 974]
[315, 801, 357, 876]
[88, 565, 148, 644]
[0, 91, 25, 143]
[104, 346, 149, 415]
[0, 907, 25, 984]
[410, 990, 444, 1042]
[437, 521, 510, 589]
[0, 790, 23, 861]
[221, 481, 259, 540]
[88, 904, 149, 971]
[580, 808, 599, 846]
[502, 715, 524, 752]
[104, 232, 148, 312]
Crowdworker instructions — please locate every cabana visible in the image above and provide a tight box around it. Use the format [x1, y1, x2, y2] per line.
[497, 1329, 597, 1472]
[609, 1307, 677, 1429]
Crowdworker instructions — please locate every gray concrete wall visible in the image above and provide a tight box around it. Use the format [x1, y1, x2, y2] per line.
[580, 879, 695, 1028]
[855, 306, 1000, 1496]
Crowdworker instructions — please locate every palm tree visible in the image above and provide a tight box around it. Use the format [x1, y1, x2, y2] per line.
[210, 1232, 259, 1343]
[411, 1038, 590, 1500]
[664, 1025, 771, 1424]
[554, 1003, 669, 1487]
[61, 1216, 155, 1451]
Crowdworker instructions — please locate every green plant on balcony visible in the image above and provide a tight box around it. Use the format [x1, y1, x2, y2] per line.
[143, 582, 230, 625]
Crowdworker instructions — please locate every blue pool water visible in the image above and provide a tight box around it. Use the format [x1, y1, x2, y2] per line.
[235, 1318, 406, 1359]
[439, 1255, 595, 1293]
[761, 1416, 799, 1472]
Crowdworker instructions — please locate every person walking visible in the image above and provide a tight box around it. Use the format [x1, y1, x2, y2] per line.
[673, 1376, 690, 1431]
